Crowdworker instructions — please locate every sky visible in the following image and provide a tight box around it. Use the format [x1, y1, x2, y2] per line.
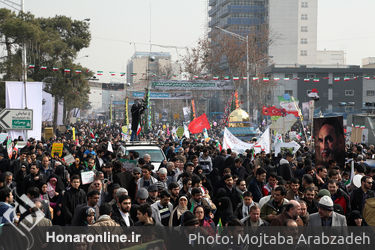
[1, 0, 375, 81]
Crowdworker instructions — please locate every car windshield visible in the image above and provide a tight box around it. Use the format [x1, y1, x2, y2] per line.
[126, 149, 165, 162]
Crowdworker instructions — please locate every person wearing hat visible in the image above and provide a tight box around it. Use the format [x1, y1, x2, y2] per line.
[147, 184, 159, 205]
[308, 195, 347, 226]
[181, 211, 199, 227]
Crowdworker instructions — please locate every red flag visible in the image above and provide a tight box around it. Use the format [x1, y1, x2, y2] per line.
[188, 113, 210, 134]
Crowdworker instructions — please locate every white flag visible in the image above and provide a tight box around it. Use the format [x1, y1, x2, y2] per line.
[107, 141, 113, 153]
[184, 124, 190, 138]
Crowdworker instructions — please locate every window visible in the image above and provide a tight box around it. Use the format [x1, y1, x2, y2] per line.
[301, 26, 308, 32]
[367, 90, 375, 96]
[301, 14, 308, 20]
[285, 90, 293, 96]
[301, 2, 308, 8]
[300, 38, 308, 44]
[300, 50, 307, 56]
[345, 90, 354, 96]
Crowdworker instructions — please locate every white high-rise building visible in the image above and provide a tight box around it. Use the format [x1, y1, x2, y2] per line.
[269, 0, 318, 65]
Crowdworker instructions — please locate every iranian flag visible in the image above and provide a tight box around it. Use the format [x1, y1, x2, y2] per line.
[344, 77, 350, 81]
[304, 78, 310, 82]
[242, 76, 248, 80]
[173, 74, 177, 78]
[361, 125, 365, 129]
[364, 76, 370, 80]
[131, 73, 137, 76]
[224, 76, 230, 80]
[334, 77, 340, 82]
[120, 72, 126, 76]
[233, 76, 240, 80]
[90, 130, 95, 138]
[28, 64, 35, 69]
[252, 77, 259, 81]
[110, 72, 116, 76]
[137, 124, 142, 135]
[283, 77, 290, 81]
[152, 74, 157, 77]
[75, 70, 82, 74]
[293, 77, 300, 80]
[213, 76, 219, 80]
[52, 67, 59, 71]
[263, 77, 269, 82]
[41, 66, 47, 70]
[313, 78, 320, 82]
[193, 75, 199, 79]
[64, 68, 71, 73]
[273, 77, 280, 81]
[323, 77, 330, 80]
[97, 71, 103, 75]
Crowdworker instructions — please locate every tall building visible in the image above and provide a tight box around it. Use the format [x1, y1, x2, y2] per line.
[126, 52, 172, 91]
[208, 0, 268, 38]
[209, 0, 344, 66]
[269, 0, 318, 65]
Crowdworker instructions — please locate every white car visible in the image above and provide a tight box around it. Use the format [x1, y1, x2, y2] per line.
[118, 143, 166, 172]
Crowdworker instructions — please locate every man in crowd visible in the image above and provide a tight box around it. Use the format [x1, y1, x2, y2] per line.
[150, 190, 173, 226]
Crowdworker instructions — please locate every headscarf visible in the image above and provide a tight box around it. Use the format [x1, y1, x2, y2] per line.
[85, 207, 96, 225]
[176, 195, 188, 219]
[46, 177, 57, 199]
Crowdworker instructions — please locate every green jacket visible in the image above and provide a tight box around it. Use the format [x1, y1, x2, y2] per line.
[260, 198, 288, 222]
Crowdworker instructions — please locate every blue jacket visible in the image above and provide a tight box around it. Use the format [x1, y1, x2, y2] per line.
[0, 202, 14, 225]
[247, 177, 263, 203]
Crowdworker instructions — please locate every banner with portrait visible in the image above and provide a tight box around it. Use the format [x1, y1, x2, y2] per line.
[313, 116, 345, 167]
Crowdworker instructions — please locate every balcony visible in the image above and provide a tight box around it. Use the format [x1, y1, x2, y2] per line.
[209, 0, 217, 6]
[208, 7, 218, 17]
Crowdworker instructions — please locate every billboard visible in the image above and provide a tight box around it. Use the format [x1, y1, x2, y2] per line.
[313, 116, 345, 167]
[151, 80, 234, 90]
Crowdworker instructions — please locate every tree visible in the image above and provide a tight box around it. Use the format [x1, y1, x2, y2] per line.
[0, 9, 92, 128]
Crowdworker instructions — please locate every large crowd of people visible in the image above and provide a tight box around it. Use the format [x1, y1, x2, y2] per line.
[0, 121, 374, 234]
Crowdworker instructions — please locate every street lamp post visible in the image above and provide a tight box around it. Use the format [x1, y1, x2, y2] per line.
[215, 26, 250, 115]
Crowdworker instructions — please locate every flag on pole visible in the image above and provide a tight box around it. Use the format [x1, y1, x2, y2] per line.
[283, 77, 290, 81]
[313, 78, 320, 82]
[304, 78, 310, 82]
[242, 76, 248, 80]
[273, 77, 280, 81]
[334, 77, 340, 82]
[97, 71, 103, 75]
[188, 113, 210, 134]
[52, 67, 59, 71]
[323, 77, 330, 80]
[64, 69, 71, 73]
[216, 218, 223, 235]
[213, 76, 219, 80]
[75, 70, 82, 74]
[233, 76, 240, 80]
[28, 64, 35, 69]
[41, 66, 47, 70]
[364, 76, 370, 80]
[263, 77, 269, 82]
[224, 76, 230, 80]
[120, 72, 126, 76]
[193, 75, 199, 79]
[131, 73, 137, 76]
[110, 72, 116, 76]
[344, 77, 350, 81]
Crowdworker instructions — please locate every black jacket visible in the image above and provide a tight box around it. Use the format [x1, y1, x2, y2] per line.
[62, 187, 87, 225]
[350, 187, 375, 213]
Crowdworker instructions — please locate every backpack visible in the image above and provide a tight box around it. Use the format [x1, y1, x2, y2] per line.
[363, 197, 375, 226]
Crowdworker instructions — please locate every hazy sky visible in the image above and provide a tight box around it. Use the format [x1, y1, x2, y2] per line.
[2, 0, 375, 81]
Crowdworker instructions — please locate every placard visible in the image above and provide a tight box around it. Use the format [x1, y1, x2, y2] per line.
[63, 154, 75, 165]
[81, 171, 95, 185]
[51, 143, 64, 157]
